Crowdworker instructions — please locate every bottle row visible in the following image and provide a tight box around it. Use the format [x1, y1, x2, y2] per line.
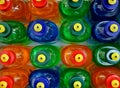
[0, 19, 120, 44]
[0, 64, 120, 88]
[0, 0, 120, 23]
[0, 44, 120, 68]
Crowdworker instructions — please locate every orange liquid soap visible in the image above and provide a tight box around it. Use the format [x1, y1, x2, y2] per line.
[0, 68, 30, 88]
[0, 45, 30, 68]
[27, 0, 60, 24]
[0, 0, 30, 22]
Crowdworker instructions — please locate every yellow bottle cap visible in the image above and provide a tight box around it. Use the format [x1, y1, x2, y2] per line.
[37, 54, 46, 63]
[73, 81, 82, 88]
[0, 0, 5, 5]
[34, 23, 42, 32]
[75, 54, 83, 63]
[73, 23, 82, 32]
[72, 0, 79, 2]
[108, 0, 117, 5]
[36, 82, 45, 88]
[0, 81, 8, 88]
[0, 25, 5, 33]
[0, 54, 9, 62]
[111, 52, 120, 61]
[110, 24, 118, 33]
[111, 80, 120, 88]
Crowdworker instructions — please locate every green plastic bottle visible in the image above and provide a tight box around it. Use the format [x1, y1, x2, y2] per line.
[0, 21, 29, 44]
[93, 45, 120, 66]
[59, 0, 91, 18]
[30, 45, 60, 68]
[60, 68, 91, 88]
[60, 19, 91, 42]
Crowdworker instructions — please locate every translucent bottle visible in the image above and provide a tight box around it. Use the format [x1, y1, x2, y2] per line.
[60, 19, 91, 42]
[0, 21, 29, 44]
[30, 45, 60, 68]
[93, 45, 120, 66]
[0, 45, 30, 68]
[60, 68, 91, 88]
[27, 0, 60, 23]
[92, 21, 120, 42]
[27, 19, 59, 43]
[29, 69, 59, 88]
[61, 45, 92, 68]
[0, 0, 30, 22]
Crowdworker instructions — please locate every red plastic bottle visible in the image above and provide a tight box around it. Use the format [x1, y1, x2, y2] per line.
[27, 0, 60, 24]
[61, 45, 92, 68]
[0, 45, 30, 68]
[0, 0, 30, 22]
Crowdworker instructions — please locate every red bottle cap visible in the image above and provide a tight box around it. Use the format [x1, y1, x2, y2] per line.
[0, 76, 14, 88]
[0, 50, 16, 65]
[32, 0, 47, 8]
[0, 0, 12, 11]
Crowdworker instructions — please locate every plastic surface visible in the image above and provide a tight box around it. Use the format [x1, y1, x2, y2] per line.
[29, 69, 59, 88]
[60, 19, 91, 42]
[0, 0, 30, 22]
[27, 0, 60, 23]
[92, 21, 120, 42]
[0, 21, 29, 44]
[30, 45, 60, 68]
[0, 45, 30, 68]
[93, 45, 120, 66]
[60, 68, 91, 88]
[61, 45, 92, 68]
[27, 19, 59, 43]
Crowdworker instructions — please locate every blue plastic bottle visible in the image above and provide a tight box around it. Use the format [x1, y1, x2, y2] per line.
[91, 0, 120, 20]
[27, 19, 59, 43]
[29, 69, 59, 88]
[92, 21, 120, 42]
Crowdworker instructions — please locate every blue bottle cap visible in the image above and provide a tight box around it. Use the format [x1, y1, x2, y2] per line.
[34, 77, 49, 88]
[28, 19, 47, 37]
[104, 21, 120, 37]
[102, 0, 119, 10]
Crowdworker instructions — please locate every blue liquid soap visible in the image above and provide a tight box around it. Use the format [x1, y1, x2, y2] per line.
[92, 21, 120, 42]
[29, 69, 59, 88]
[91, 0, 120, 20]
[27, 19, 59, 43]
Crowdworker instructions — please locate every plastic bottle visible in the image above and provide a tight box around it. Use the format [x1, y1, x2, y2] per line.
[0, 21, 29, 44]
[60, 19, 91, 42]
[60, 68, 91, 88]
[30, 45, 60, 68]
[61, 45, 92, 68]
[93, 45, 120, 66]
[59, 0, 91, 18]
[0, 0, 30, 22]
[27, 0, 60, 23]
[91, 0, 120, 20]
[0, 68, 30, 88]
[92, 21, 120, 42]
[0, 45, 30, 68]
[27, 19, 59, 43]
[29, 69, 59, 88]
[87, 64, 120, 88]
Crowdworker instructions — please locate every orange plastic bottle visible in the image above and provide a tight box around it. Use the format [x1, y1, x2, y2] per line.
[0, 68, 30, 88]
[61, 44, 92, 68]
[87, 63, 120, 88]
[0, 45, 30, 68]
[27, 0, 60, 24]
[0, 0, 30, 22]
